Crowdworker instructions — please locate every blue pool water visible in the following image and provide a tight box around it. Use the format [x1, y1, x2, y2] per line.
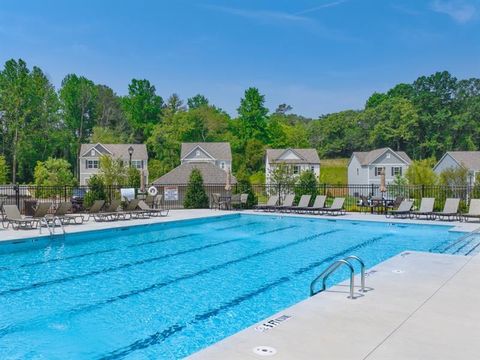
[0, 214, 466, 359]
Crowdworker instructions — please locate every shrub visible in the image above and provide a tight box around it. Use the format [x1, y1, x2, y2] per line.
[295, 170, 318, 204]
[127, 167, 141, 187]
[183, 169, 209, 208]
[84, 175, 106, 208]
[234, 173, 257, 208]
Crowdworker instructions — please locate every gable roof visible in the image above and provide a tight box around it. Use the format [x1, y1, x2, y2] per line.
[351, 148, 411, 166]
[181, 142, 232, 161]
[436, 151, 480, 171]
[153, 162, 237, 185]
[80, 144, 148, 159]
[266, 148, 320, 164]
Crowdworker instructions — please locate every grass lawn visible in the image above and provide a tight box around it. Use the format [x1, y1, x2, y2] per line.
[320, 158, 348, 184]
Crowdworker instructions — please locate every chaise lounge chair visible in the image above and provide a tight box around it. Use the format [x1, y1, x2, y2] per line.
[94, 200, 130, 222]
[2, 205, 41, 230]
[297, 195, 327, 214]
[138, 200, 169, 217]
[253, 195, 279, 211]
[85, 200, 106, 221]
[386, 199, 414, 218]
[47, 202, 85, 225]
[286, 195, 311, 213]
[274, 194, 295, 212]
[432, 198, 460, 221]
[409, 198, 435, 220]
[463, 199, 480, 222]
[321, 197, 346, 216]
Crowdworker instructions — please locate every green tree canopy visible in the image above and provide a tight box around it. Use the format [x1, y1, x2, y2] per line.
[237, 87, 269, 143]
[183, 169, 209, 208]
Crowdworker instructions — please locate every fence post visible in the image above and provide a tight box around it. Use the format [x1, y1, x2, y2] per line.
[64, 185, 68, 202]
[421, 184, 425, 199]
[371, 183, 374, 197]
[323, 183, 327, 196]
[14, 184, 20, 208]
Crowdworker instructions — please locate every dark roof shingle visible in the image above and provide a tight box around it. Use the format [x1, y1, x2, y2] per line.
[153, 162, 237, 185]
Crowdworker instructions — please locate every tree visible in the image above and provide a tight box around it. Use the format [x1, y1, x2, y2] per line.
[127, 167, 141, 187]
[83, 174, 106, 208]
[59, 74, 97, 177]
[405, 159, 438, 185]
[187, 94, 209, 109]
[268, 164, 296, 191]
[183, 169, 209, 208]
[295, 170, 318, 203]
[33, 157, 76, 198]
[439, 167, 468, 187]
[233, 172, 257, 208]
[122, 79, 163, 142]
[164, 93, 186, 116]
[237, 87, 269, 143]
[91, 126, 127, 144]
[98, 155, 127, 186]
[0, 155, 9, 184]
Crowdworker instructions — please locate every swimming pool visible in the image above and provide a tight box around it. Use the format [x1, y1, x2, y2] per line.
[0, 214, 467, 359]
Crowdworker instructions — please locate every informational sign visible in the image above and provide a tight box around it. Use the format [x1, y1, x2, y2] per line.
[164, 186, 179, 201]
[120, 188, 135, 201]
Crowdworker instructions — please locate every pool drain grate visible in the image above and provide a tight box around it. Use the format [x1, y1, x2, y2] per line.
[253, 346, 277, 356]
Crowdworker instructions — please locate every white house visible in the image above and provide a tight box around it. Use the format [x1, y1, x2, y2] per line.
[79, 143, 148, 186]
[265, 148, 320, 184]
[434, 151, 480, 186]
[348, 147, 411, 185]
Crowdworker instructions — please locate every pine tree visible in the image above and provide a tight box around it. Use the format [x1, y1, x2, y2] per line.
[183, 169, 209, 208]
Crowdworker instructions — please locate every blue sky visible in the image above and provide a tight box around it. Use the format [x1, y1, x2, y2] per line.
[1, 0, 479, 117]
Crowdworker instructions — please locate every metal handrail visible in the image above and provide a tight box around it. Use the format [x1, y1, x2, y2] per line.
[53, 216, 66, 236]
[39, 217, 53, 235]
[344, 255, 366, 293]
[310, 256, 367, 299]
[310, 259, 355, 299]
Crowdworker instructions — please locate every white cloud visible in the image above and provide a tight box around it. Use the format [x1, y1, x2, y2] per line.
[295, 1, 347, 15]
[431, 0, 478, 23]
[204, 5, 310, 24]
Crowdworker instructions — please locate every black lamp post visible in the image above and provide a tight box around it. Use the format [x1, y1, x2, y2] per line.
[128, 146, 134, 167]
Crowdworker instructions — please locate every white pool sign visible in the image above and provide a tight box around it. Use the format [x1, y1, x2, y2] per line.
[164, 186, 178, 201]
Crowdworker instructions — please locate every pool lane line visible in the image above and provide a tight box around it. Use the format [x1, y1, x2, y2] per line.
[0, 228, 336, 339]
[0, 220, 263, 271]
[98, 234, 387, 360]
[0, 225, 300, 297]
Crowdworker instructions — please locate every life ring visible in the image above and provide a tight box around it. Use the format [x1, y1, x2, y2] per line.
[148, 186, 158, 196]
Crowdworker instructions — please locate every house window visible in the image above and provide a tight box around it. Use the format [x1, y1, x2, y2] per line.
[86, 160, 99, 169]
[195, 150, 201, 157]
[391, 167, 402, 176]
[375, 167, 383, 176]
[386, 153, 391, 159]
[90, 150, 95, 156]
[356, 168, 359, 176]
[310, 166, 315, 172]
[220, 162, 225, 169]
[131, 160, 143, 169]
[293, 165, 300, 175]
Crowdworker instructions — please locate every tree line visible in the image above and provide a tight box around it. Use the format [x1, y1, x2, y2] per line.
[1, 58, 479, 185]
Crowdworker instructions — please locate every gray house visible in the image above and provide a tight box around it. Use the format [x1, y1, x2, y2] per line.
[434, 151, 480, 186]
[79, 143, 148, 186]
[265, 148, 320, 185]
[348, 148, 411, 185]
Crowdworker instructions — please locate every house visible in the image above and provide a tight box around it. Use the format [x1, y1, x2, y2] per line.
[265, 148, 320, 184]
[348, 148, 411, 185]
[153, 142, 236, 186]
[434, 151, 480, 186]
[79, 143, 148, 186]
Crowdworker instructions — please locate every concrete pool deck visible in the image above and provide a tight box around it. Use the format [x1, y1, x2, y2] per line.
[190, 250, 480, 360]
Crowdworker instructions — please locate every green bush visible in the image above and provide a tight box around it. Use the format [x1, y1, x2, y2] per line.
[234, 173, 257, 208]
[127, 167, 141, 187]
[183, 169, 209, 208]
[33, 157, 77, 198]
[295, 170, 318, 205]
[84, 175, 106, 208]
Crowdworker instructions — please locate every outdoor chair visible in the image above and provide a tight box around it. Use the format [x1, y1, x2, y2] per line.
[2, 205, 40, 230]
[409, 198, 435, 220]
[296, 195, 327, 215]
[286, 195, 311, 213]
[138, 200, 169, 217]
[321, 197, 346, 216]
[432, 198, 460, 221]
[94, 199, 130, 222]
[85, 200, 106, 221]
[253, 195, 279, 211]
[210, 193, 221, 210]
[274, 194, 295, 212]
[46, 201, 85, 225]
[463, 199, 480, 222]
[359, 195, 378, 213]
[386, 200, 414, 218]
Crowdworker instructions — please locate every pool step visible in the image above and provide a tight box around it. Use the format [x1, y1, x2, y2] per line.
[441, 233, 480, 256]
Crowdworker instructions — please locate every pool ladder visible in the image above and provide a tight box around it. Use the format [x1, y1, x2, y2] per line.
[310, 256, 366, 299]
[39, 216, 65, 238]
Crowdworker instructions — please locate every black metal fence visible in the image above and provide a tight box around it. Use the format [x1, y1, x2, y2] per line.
[1, 183, 479, 214]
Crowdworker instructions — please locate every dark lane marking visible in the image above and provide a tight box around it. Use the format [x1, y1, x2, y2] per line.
[126, 233, 194, 248]
[0, 229, 340, 339]
[98, 234, 386, 360]
[214, 221, 261, 231]
[0, 225, 300, 296]
[257, 225, 297, 235]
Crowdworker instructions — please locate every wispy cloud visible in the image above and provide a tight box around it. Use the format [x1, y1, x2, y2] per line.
[204, 5, 310, 24]
[295, 1, 347, 15]
[431, 0, 478, 23]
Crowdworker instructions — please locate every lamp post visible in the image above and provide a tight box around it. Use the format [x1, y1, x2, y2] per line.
[128, 146, 134, 167]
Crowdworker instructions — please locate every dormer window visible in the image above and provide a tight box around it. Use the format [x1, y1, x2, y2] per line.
[386, 153, 391, 159]
[91, 150, 95, 156]
[196, 150, 201, 157]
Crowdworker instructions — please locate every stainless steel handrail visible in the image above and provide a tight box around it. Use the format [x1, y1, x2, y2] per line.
[344, 255, 366, 293]
[53, 216, 65, 236]
[39, 217, 53, 235]
[310, 259, 355, 299]
[310, 256, 367, 299]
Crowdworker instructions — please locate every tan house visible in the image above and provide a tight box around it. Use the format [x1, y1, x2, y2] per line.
[79, 143, 148, 185]
[265, 148, 320, 185]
